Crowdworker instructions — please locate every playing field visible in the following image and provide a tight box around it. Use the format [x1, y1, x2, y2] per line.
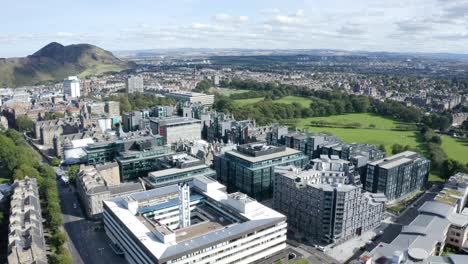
[234, 97, 264, 106]
[283, 113, 420, 154]
[233, 95, 312, 107]
[293, 113, 408, 130]
[210, 88, 249, 96]
[274, 96, 313, 107]
[441, 135, 468, 164]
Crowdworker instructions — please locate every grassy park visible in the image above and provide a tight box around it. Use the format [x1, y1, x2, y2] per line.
[282, 113, 420, 154]
[441, 135, 468, 164]
[234, 95, 313, 107]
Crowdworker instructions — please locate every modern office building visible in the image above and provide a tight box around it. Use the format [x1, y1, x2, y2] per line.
[103, 176, 287, 264]
[83, 131, 174, 181]
[152, 105, 173, 118]
[274, 162, 386, 245]
[214, 142, 308, 200]
[8, 177, 47, 264]
[166, 91, 215, 106]
[361, 173, 468, 264]
[127, 75, 144, 94]
[149, 116, 202, 145]
[142, 153, 216, 188]
[63, 76, 81, 98]
[366, 151, 430, 201]
[122, 110, 150, 132]
[76, 163, 144, 218]
[114, 135, 173, 181]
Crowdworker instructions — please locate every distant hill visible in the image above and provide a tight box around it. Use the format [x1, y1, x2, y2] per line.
[0, 42, 134, 87]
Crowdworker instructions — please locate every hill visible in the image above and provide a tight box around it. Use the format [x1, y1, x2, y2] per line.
[0, 42, 134, 87]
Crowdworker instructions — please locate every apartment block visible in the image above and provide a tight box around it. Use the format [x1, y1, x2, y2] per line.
[366, 151, 430, 201]
[274, 162, 386, 245]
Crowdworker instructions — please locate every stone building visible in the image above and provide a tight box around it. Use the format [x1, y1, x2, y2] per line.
[8, 177, 47, 264]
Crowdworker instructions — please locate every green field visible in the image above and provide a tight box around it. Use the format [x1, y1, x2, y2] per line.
[293, 113, 407, 130]
[283, 113, 420, 155]
[234, 95, 313, 107]
[441, 135, 468, 164]
[234, 97, 265, 106]
[210, 88, 249, 96]
[274, 96, 313, 107]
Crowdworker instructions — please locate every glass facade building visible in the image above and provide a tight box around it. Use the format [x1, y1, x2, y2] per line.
[214, 142, 308, 201]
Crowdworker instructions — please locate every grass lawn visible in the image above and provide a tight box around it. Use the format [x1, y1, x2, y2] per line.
[210, 88, 249, 96]
[284, 114, 419, 155]
[234, 97, 264, 106]
[292, 113, 408, 130]
[234, 95, 313, 108]
[429, 173, 445, 183]
[274, 96, 313, 108]
[0, 177, 10, 184]
[441, 135, 468, 164]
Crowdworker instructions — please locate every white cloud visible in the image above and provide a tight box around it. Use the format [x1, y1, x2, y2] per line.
[212, 13, 249, 24]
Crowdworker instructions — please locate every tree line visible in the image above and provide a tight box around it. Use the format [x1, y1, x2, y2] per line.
[216, 78, 453, 130]
[104, 93, 176, 114]
[0, 130, 72, 263]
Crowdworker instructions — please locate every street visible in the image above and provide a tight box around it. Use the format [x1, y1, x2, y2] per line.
[58, 181, 127, 264]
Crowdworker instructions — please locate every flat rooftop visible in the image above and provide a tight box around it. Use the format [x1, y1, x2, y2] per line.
[167, 91, 212, 97]
[368, 150, 422, 169]
[104, 177, 285, 260]
[226, 146, 302, 163]
[150, 116, 201, 126]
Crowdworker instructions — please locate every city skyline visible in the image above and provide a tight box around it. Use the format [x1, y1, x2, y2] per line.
[2, 0, 468, 57]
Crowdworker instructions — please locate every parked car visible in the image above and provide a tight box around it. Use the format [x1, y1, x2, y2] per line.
[314, 245, 327, 252]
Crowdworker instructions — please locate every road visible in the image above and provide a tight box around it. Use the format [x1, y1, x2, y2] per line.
[344, 183, 443, 263]
[287, 240, 339, 264]
[58, 178, 127, 264]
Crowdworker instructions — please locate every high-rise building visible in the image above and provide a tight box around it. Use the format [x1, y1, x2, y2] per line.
[366, 151, 430, 201]
[63, 76, 81, 98]
[214, 142, 308, 200]
[274, 163, 386, 245]
[103, 176, 287, 264]
[126, 75, 144, 94]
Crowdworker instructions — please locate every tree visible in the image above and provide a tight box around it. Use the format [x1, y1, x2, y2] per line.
[51, 157, 61, 167]
[119, 96, 132, 113]
[194, 79, 213, 93]
[68, 165, 79, 183]
[391, 144, 405, 154]
[15, 116, 34, 133]
[378, 144, 387, 153]
[441, 159, 468, 179]
[50, 230, 68, 250]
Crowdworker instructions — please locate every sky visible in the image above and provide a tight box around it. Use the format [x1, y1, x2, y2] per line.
[2, 0, 468, 57]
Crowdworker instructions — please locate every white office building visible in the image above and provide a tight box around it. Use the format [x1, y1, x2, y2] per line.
[166, 91, 215, 106]
[63, 76, 81, 98]
[103, 176, 287, 264]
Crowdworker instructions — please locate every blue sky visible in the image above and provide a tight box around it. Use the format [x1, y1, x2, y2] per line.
[2, 0, 468, 57]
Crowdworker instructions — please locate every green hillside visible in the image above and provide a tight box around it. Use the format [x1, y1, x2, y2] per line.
[0, 42, 134, 87]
